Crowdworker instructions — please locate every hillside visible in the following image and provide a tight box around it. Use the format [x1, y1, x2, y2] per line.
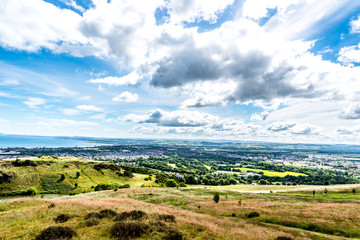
[1, 186, 360, 239]
[0, 157, 154, 195]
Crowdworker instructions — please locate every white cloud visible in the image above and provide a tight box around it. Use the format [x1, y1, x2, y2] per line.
[166, 0, 234, 24]
[267, 121, 296, 131]
[76, 105, 103, 112]
[124, 109, 220, 127]
[23, 97, 47, 108]
[340, 104, 360, 119]
[89, 72, 140, 86]
[112, 91, 139, 102]
[250, 111, 269, 121]
[338, 44, 360, 65]
[62, 108, 80, 116]
[0, 0, 85, 52]
[350, 15, 360, 33]
[60, 0, 85, 12]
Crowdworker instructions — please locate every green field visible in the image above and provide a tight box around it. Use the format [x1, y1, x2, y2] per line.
[232, 167, 307, 177]
[0, 157, 155, 195]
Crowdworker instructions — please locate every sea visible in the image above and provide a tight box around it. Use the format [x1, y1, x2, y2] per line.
[0, 134, 101, 148]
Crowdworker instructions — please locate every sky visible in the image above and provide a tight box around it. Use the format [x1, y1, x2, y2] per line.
[1, 0, 360, 144]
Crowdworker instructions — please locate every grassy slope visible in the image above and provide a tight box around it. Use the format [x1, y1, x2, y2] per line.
[232, 168, 307, 177]
[0, 157, 154, 194]
[1, 185, 360, 239]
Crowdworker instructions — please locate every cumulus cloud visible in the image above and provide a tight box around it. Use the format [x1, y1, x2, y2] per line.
[267, 121, 296, 131]
[23, 97, 47, 108]
[0, 0, 85, 52]
[340, 104, 360, 119]
[89, 72, 140, 86]
[76, 105, 103, 112]
[112, 91, 139, 102]
[124, 109, 219, 127]
[250, 111, 269, 121]
[291, 124, 320, 135]
[350, 15, 360, 33]
[338, 44, 360, 65]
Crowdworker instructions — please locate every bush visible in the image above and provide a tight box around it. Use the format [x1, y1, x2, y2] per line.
[123, 170, 134, 178]
[94, 183, 130, 191]
[158, 214, 176, 222]
[115, 210, 147, 221]
[85, 212, 102, 219]
[99, 209, 117, 218]
[48, 203, 55, 209]
[213, 192, 220, 203]
[59, 173, 66, 182]
[110, 222, 149, 239]
[163, 229, 185, 240]
[35, 226, 76, 240]
[84, 218, 100, 227]
[179, 182, 187, 187]
[54, 214, 71, 223]
[165, 179, 178, 188]
[246, 211, 260, 218]
[25, 187, 37, 196]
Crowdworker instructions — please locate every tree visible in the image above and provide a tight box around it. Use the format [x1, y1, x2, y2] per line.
[213, 192, 220, 203]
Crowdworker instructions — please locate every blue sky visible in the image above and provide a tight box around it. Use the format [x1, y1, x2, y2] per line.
[1, 0, 360, 143]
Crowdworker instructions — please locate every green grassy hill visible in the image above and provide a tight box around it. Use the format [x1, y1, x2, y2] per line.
[0, 157, 155, 195]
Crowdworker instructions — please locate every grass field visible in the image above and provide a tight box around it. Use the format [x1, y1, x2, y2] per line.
[231, 167, 307, 177]
[2, 185, 360, 239]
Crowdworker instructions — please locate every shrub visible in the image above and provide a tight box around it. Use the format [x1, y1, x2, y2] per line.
[115, 210, 147, 221]
[165, 179, 178, 188]
[54, 214, 71, 223]
[246, 211, 260, 218]
[48, 203, 55, 209]
[179, 182, 187, 187]
[163, 229, 185, 240]
[99, 209, 117, 218]
[35, 226, 76, 240]
[84, 218, 100, 227]
[59, 173, 66, 182]
[85, 212, 102, 219]
[275, 237, 294, 240]
[158, 214, 176, 222]
[213, 192, 220, 203]
[238, 200, 242, 206]
[94, 183, 130, 191]
[123, 170, 134, 178]
[25, 187, 37, 196]
[110, 222, 149, 239]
